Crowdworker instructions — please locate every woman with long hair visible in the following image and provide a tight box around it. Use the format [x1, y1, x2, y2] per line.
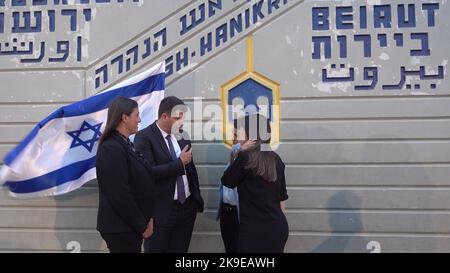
[96, 96, 155, 253]
[221, 114, 289, 253]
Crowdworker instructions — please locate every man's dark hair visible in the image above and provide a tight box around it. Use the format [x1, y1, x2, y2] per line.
[158, 96, 186, 118]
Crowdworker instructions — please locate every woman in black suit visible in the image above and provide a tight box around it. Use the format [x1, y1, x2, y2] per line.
[96, 96, 155, 253]
[221, 114, 289, 253]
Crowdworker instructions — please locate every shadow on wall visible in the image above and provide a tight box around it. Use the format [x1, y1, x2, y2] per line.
[356, 134, 436, 252]
[190, 140, 228, 252]
[0, 184, 103, 252]
[312, 190, 369, 253]
[54, 180, 105, 253]
[0, 189, 35, 252]
[312, 131, 436, 252]
[309, 127, 368, 253]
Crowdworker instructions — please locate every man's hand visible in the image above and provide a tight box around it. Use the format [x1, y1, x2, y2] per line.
[180, 145, 192, 165]
[142, 218, 154, 239]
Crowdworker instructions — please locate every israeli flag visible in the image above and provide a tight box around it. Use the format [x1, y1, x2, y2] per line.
[0, 61, 166, 198]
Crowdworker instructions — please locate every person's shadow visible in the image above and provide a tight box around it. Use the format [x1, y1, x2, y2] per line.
[312, 190, 368, 253]
[188, 139, 229, 252]
[0, 180, 104, 253]
[53, 179, 105, 253]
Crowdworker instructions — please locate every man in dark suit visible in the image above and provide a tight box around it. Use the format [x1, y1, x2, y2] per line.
[134, 96, 204, 253]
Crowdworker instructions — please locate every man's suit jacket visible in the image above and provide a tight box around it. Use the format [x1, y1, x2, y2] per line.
[96, 131, 155, 234]
[134, 121, 204, 226]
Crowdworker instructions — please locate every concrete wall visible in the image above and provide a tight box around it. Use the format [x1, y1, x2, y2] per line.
[1, 0, 449, 252]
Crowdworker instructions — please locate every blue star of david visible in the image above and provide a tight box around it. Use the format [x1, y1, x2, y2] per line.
[67, 121, 103, 152]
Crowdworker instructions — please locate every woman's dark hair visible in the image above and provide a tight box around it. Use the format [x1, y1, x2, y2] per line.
[234, 114, 277, 182]
[99, 96, 138, 145]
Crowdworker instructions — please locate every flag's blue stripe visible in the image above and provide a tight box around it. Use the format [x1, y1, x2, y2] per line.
[4, 156, 96, 194]
[4, 72, 164, 165]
